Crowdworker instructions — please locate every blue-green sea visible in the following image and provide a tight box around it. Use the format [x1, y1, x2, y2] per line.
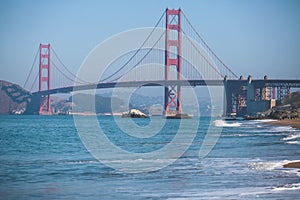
[0, 115, 300, 199]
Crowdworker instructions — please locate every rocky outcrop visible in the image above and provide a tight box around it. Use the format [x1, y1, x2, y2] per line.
[245, 91, 300, 120]
[268, 106, 299, 120]
[166, 113, 192, 119]
[122, 109, 148, 118]
[267, 92, 300, 120]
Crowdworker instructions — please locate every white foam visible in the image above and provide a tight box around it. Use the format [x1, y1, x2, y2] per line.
[225, 133, 279, 137]
[253, 119, 278, 123]
[213, 120, 241, 127]
[286, 141, 300, 145]
[282, 133, 300, 141]
[59, 160, 98, 165]
[249, 160, 287, 171]
[271, 126, 296, 133]
[272, 183, 300, 191]
[250, 160, 300, 170]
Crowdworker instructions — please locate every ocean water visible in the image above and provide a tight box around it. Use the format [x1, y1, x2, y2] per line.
[0, 115, 300, 199]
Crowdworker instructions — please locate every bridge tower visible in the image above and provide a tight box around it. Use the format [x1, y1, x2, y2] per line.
[164, 8, 182, 116]
[39, 43, 51, 114]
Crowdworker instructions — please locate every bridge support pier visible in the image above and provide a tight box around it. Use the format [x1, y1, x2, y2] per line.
[223, 76, 247, 117]
[224, 75, 296, 117]
[246, 75, 275, 116]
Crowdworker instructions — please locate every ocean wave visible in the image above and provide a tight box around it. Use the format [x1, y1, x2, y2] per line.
[242, 120, 297, 133]
[104, 158, 177, 164]
[249, 160, 287, 171]
[224, 133, 280, 137]
[253, 119, 278, 123]
[246, 125, 296, 133]
[57, 160, 99, 165]
[241, 119, 277, 126]
[213, 120, 241, 127]
[282, 133, 300, 141]
[272, 183, 300, 191]
[286, 141, 300, 145]
[249, 160, 300, 176]
[271, 126, 296, 133]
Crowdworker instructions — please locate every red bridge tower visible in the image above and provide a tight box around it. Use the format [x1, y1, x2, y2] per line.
[39, 43, 51, 114]
[165, 8, 182, 116]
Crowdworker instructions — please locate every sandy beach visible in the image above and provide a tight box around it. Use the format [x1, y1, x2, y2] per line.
[265, 118, 300, 129]
[283, 161, 300, 169]
[265, 119, 300, 170]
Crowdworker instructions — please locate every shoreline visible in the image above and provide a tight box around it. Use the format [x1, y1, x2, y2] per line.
[283, 161, 300, 169]
[262, 118, 300, 170]
[264, 118, 300, 129]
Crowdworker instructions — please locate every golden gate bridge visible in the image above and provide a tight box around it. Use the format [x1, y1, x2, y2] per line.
[22, 8, 300, 117]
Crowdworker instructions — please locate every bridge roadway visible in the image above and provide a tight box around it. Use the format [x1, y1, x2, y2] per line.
[33, 79, 300, 96]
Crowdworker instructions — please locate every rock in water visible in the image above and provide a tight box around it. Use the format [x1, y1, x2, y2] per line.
[122, 109, 148, 118]
[166, 113, 192, 119]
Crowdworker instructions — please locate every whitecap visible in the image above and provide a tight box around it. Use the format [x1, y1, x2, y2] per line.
[272, 183, 300, 191]
[271, 126, 296, 133]
[282, 133, 300, 141]
[286, 141, 300, 145]
[58, 160, 98, 165]
[249, 160, 287, 171]
[253, 119, 278, 123]
[249, 160, 300, 177]
[213, 120, 241, 127]
[249, 160, 300, 171]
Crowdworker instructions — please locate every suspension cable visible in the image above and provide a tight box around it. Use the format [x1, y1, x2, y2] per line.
[178, 18, 223, 78]
[29, 72, 39, 92]
[99, 10, 166, 83]
[51, 47, 90, 84]
[109, 29, 166, 82]
[24, 47, 39, 88]
[182, 11, 238, 79]
[107, 13, 177, 83]
[182, 30, 223, 78]
[51, 60, 86, 84]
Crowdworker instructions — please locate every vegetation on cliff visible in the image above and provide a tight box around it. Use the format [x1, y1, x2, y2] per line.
[0, 80, 31, 114]
[255, 91, 300, 120]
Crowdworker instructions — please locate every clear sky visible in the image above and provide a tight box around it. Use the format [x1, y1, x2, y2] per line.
[1, 0, 300, 88]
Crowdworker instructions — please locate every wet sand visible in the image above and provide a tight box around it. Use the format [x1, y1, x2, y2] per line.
[266, 119, 300, 170]
[283, 161, 300, 169]
[265, 118, 300, 129]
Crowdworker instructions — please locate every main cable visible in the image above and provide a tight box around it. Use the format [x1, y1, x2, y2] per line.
[51, 47, 90, 84]
[24, 47, 39, 89]
[99, 9, 166, 83]
[182, 11, 238, 79]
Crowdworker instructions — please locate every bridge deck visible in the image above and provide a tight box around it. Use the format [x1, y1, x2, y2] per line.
[33, 79, 300, 96]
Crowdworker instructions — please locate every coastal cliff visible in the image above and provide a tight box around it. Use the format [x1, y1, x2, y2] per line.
[268, 92, 300, 120]
[0, 80, 126, 115]
[0, 80, 32, 114]
[247, 91, 300, 120]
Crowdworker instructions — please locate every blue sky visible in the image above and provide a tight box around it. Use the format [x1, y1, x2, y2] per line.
[1, 0, 300, 88]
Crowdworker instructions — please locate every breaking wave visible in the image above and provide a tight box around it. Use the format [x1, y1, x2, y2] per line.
[272, 183, 300, 191]
[213, 120, 241, 127]
[282, 133, 300, 141]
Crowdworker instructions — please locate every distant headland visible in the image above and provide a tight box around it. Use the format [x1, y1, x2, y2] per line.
[0, 80, 32, 114]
